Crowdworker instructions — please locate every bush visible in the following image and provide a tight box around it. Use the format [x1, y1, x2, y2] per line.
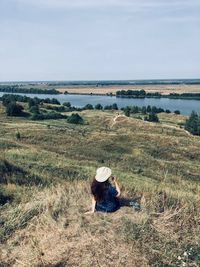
[16, 132, 21, 140]
[124, 107, 131, 117]
[112, 103, 118, 110]
[141, 106, 147, 114]
[95, 104, 103, 110]
[104, 105, 112, 110]
[185, 111, 200, 136]
[165, 109, 171, 114]
[144, 112, 159, 122]
[29, 105, 40, 114]
[31, 112, 67, 121]
[104, 103, 118, 110]
[44, 105, 65, 112]
[63, 102, 71, 108]
[174, 110, 181, 115]
[67, 113, 84, 124]
[130, 106, 139, 114]
[51, 98, 61, 105]
[28, 98, 36, 109]
[0, 187, 13, 205]
[147, 105, 151, 113]
[83, 104, 94, 110]
[6, 102, 24, 117]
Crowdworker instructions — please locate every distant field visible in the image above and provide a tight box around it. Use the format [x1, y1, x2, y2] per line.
[57, 84, 200, 95]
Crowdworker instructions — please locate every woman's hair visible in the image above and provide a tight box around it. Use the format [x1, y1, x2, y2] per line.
[91, 179, 110, 202]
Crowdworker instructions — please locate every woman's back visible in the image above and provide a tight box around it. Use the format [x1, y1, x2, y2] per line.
[95, 185, 119, 212]
[86, 167, 121, 214]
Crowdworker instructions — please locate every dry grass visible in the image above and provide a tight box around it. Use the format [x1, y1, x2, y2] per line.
[0, 104, 200, 266]
[1, 181, 199, 266]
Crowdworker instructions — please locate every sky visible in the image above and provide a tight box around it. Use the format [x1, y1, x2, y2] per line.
[0, 0, 200, 81]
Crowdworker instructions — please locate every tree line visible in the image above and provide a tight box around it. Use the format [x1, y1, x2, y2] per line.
[0, 85, 60, 95]
[116, 89, 200, 100]
[116, 89, 161, 98]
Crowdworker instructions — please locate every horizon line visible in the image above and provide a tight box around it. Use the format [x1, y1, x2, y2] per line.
[0, 78, 200, 84]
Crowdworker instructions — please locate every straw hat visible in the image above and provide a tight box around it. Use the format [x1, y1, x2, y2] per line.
[95, 167, 112, 182]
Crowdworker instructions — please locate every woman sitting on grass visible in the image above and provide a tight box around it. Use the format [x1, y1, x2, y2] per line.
[86, 167, 121, 214]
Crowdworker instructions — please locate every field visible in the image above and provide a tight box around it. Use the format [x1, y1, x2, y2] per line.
[0, 103, 200, 266]
[56, 84, 200, 95]
[2, 82, 200, 96]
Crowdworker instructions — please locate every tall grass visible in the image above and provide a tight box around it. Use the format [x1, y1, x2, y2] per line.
[0, 105, 199, 266]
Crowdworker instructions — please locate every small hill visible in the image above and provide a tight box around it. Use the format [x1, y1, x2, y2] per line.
[0, 105, 199, 266]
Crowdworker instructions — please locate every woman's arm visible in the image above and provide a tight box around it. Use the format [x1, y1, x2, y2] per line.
[85, 196, 96, 214]
[112, 177, 121, 197]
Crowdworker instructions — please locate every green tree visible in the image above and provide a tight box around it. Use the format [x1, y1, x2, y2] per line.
[185, 111, 200, 135]
[84, 104, 94, 110]
[28, 98, 36, 109]
[131, 106, 139, 114]
[6, 102, 24, 117]
[141, 106, 147, 114]
[144, 112, 159, 123]
[95, 104, 103, 110]
[124, 107, 131, 117]
[147, 105, 151, 113]
[112, 103, 118, 110]
[51, 98, 60, 105]
[29, 105, 40, 114]
[67, 113, 84, 124]
[63, 102, 71, 108]
[152, 106, 158, 113]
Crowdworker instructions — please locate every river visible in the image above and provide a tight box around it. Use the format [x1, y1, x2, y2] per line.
[0, 92, 200, 115]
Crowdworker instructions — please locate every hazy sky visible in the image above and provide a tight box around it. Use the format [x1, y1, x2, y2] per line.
[0, 0, 200, 81]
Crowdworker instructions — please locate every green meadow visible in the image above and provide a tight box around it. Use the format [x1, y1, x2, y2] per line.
[0, 103, 200, 267]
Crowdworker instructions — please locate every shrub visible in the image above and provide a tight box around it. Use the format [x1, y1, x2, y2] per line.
[63, 102, 71, 107]
[130, 106, 139, 114]
[185, 111, 200, 136]
[6, 102, 24, 117]
[51, 98, 61, 105]
[95, 104, 103, 110]
[165, 109, 171, 114]
[104, 103, 118, 110]
[141, 106, 147, 114]
[174, 110, 181, 115]
[147, 105, 151, 113]
[29, 105, 40, 114]
[144, 112, 159, 122]
[124, 107, 131, 117]
[31, 112, 67, 121]
[112, 103, 118, 110]
[83, 104, 94, 110]
[16, 131, 21, 140]
[104, 105, 112, 110]
[67, 113, 84, 124]
[44, 105, 65, 112]
[28, 98, 36, 109]
[0, 187, 13, 205]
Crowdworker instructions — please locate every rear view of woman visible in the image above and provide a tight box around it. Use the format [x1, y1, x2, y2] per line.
[86, 167, 121, 214]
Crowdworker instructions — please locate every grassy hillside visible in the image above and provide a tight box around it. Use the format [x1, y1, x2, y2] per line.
[0, 103, 200, 267]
